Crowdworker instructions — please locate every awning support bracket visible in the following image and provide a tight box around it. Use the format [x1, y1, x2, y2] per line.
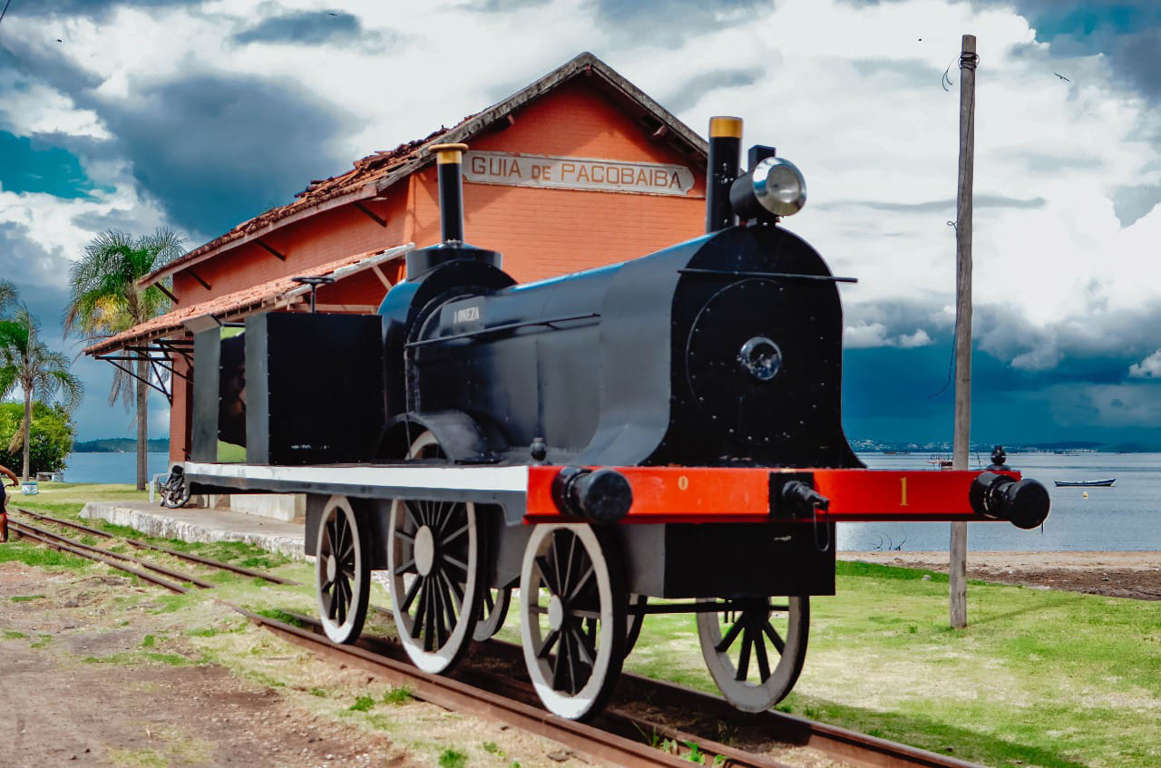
[257, 240, 286, 261]
[354, 201, 388, 228]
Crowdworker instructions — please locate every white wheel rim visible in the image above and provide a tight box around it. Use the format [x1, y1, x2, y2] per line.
[388, 431, 480, 674]
[316, 495, 365, 644]
[520, 524, 616, 720]
[696, 596, 809, 712]
[473, 587, 511, 642]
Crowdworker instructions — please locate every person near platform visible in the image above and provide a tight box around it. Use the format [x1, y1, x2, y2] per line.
[0, 463, 19, 543]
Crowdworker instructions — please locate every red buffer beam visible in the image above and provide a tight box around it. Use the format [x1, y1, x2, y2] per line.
[526, 467, 1050, 529]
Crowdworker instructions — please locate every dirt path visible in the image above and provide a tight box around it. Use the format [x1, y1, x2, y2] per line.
[0, 562, 575, 767]
[841, 550, 1161, 600]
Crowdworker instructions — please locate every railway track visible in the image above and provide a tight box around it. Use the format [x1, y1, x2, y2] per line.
[8, 507, 984, 768]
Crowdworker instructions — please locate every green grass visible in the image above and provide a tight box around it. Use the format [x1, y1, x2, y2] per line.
[10, 594, 44, 602]
[0, 539, 90, 570]
[349, 695, 376, 712]
[3, 630, 27, 639]
[481, 741, 503, 756]
[383, 685, 413, 705]
[438, 748, 467, 768]
[255, 608, 304, 627]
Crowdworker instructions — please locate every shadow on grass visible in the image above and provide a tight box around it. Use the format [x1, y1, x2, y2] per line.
[967, 593, 1089, 627]
[793, 695, 1091, 768]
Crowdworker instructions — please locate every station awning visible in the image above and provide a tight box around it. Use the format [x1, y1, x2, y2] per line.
[85, 243, 412, 357]
[83, 243, 412, 403]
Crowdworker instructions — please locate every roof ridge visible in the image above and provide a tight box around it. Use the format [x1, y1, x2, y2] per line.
[142, 51, 705, 289]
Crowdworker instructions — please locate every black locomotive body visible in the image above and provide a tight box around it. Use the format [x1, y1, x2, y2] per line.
[184, 128, 1049, 722]
[381, 226, 859, 471]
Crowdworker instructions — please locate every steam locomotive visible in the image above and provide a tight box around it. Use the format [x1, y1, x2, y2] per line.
[184, 117, 1049, 721]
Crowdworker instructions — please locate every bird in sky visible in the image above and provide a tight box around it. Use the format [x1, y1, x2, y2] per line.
[1055, 72, 1071, 82]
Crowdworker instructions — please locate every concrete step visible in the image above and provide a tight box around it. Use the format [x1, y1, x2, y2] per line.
[80, 501, 307, 561]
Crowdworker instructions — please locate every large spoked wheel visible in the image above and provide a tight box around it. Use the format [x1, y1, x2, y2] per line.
[520, 524, 626, 721]
[625, 594, 647, 654]
[388, 431, 483, 674]
[316, 495, 371, 644]
[696, 596, 809, 712]
[473, 586, 512, 642]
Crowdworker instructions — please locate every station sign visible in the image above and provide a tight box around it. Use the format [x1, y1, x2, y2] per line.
[463, 150, 697, 197]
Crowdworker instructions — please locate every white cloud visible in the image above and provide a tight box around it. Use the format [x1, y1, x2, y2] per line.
[0, 0, 1158, 380]
[1129, 349, 1161, 379]
[0, 82, 110, 139]
[844, 322, 934, 348]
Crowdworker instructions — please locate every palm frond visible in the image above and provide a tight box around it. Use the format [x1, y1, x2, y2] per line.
[0, 280, 16, 315]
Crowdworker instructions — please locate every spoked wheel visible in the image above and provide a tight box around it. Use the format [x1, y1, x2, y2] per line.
[316, 495, 370, 644]
[625, 594, 647, 654]
[520, 523, 626, 721]
[388, 431, 483, 674]
[159, 467, 191, 509]
[696, 596, 809, 712]
[473, 586, 511, 642]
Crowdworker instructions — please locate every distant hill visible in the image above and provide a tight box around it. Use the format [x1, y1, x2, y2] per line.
[73, 438, 170, 453]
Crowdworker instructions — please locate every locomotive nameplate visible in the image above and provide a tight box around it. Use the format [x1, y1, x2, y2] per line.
[463, 151, 698, 197]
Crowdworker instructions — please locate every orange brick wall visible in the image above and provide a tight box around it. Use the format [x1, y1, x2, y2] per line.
[168, 77, 706, 461]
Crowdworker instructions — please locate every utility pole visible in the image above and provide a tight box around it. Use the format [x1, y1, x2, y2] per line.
[950, 33, 977, 630]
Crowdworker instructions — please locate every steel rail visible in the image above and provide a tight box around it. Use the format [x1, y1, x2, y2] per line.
[10, 516, 982, 768]
[287, 610, 796, 768]
[13, 507, 297, 585]
[8, 522, 189, 594]
[10, 518, 215, 589]
[480, 637, 984, 768]
[228, 603, 752, 768]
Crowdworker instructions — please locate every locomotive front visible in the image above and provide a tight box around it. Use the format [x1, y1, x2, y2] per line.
[382, 122, 859, 476]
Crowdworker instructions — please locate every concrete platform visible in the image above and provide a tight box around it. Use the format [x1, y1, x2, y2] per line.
[80, 501, 308, 561]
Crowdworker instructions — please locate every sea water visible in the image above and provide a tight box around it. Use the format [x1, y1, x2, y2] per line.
[58, 450, 1160, 551]
[839, 452, 1161, 551]
[62, 452, 172, 484]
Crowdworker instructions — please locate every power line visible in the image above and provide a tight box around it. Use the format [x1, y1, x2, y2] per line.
[0, 0, 13, 28]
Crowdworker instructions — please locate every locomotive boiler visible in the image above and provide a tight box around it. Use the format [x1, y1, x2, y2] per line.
[183, 118, 1050, 721]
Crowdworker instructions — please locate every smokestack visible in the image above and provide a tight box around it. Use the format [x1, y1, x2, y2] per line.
[431, 142, 468, 243]
[705, 117, 742, 233]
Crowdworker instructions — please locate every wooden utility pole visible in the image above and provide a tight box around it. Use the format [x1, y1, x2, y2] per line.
[950, 33, 977, 630]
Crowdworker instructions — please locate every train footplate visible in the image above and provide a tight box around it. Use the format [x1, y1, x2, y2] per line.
[526, 466, 1049, 528]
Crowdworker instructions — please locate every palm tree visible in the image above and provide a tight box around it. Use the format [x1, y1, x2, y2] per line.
[0, 307, 83, 480]
[65, 229, 184, 490]
[0, 280, 15, 311]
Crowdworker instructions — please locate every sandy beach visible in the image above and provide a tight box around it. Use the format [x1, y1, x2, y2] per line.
[840, 550, 1161, 600]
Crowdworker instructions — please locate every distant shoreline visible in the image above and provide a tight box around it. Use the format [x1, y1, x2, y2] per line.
[73, 439, 170, 453]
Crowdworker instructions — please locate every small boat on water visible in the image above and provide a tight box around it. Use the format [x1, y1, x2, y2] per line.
[1054, 478, 1116, 488]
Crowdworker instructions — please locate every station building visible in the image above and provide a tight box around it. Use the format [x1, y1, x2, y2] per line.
[88, 52, 709, 469]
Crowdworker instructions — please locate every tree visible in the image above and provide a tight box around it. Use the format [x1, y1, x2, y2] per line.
[0, 402, 75, 475]
[0, 307, 83, 480]
[65, 229, 184, 490]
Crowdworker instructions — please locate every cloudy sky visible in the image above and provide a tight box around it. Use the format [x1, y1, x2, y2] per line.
[1, 0, 1159, 449]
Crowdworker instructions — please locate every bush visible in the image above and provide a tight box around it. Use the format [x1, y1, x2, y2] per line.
[0, 401, 75, 474]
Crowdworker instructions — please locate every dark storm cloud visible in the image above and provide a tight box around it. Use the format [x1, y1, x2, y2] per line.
[843, 296, 1161, 386]
[232, 10, 388, 47]
[841, 296, 1161, 446]
[93, 72, 349, 237]
[0, 222, 165, 439]
[817, 195, 1044, 213]
[663, 68, 761, 114]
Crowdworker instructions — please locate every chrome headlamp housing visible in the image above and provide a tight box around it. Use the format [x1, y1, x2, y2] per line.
[729, 156, 807, 220]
